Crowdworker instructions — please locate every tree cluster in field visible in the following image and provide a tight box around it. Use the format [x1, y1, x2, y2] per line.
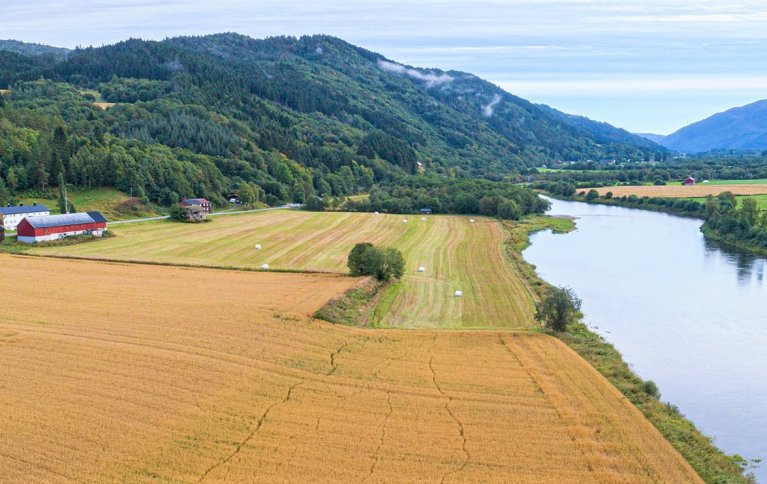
[339, 176, 549, 219]
[347, 243, 405, 281]
[576, 189, 706, 216]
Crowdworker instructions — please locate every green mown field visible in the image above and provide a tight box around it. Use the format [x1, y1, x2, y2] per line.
[682, 194, 767, 210]
[32, 210, 536, 328]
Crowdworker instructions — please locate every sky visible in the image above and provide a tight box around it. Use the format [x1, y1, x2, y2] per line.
[3, 0, 767, 134]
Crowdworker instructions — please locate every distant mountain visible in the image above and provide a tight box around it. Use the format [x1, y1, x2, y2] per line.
[0, 39, 70, 59]
[660, 100, 767, 153]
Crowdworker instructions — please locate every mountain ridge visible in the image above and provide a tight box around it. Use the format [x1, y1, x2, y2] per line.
[649, 100, 767, 153]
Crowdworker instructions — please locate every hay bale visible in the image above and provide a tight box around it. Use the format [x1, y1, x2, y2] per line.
[402, 219, 408, 223]
[469, 219, 475, 223]
[418, 266, 425, 272]
[374, 211, 379, 215]
[421, 217, 426, 221]
[255, 244, 262, 250]
[454, 290, 463, 297]
[261, 263, 269, 270]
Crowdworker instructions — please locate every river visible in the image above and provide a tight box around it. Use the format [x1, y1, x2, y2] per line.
[523, 197, 766, 481]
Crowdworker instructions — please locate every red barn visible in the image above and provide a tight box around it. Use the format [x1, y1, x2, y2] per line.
[17, 212, 108, 244]
[683, 176, 696, 186]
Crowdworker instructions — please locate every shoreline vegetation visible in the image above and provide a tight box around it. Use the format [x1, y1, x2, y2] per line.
[542, 188, 767, 259]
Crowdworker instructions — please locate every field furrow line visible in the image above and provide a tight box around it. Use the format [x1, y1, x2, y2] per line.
[197, 379, 306, 482]
[428, 336, 470, 482]
[365, 390, 393, 481]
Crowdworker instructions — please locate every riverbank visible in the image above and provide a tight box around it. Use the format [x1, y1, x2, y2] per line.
[513, 214, 752, 483]
[548, 191, 767, 260]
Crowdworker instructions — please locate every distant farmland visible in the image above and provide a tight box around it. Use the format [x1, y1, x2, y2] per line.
[0, 255, 700, 482]
[586, 184, 767, 198]
[33, 211, 536, 328]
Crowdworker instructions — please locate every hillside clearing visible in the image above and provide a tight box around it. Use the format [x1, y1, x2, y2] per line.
[18, 187, 157, 220]
[32, 211, 535, 328]
[586, 184, 767, 198]
[0, 255, 700, 482]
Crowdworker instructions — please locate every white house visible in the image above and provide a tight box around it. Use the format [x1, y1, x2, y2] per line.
[0, 203, 50, 230]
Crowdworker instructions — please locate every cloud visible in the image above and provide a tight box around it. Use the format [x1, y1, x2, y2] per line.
[377, 59, 453, 87]
[482, 94, 501, 117]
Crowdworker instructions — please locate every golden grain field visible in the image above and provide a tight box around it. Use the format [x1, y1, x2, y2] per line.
[586, 184, 767, 198]
[0, 255, 700, 482]
[33, 211, 535, 329]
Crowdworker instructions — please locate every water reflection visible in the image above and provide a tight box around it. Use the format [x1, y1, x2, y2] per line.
[703, 238, 766, 284]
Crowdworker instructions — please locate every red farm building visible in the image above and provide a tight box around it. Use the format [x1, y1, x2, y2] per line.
[683, 176, 696, 186]
[16, 212, 108, 244]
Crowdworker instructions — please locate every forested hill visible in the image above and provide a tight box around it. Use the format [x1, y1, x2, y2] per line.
[0, 33, 659, 208]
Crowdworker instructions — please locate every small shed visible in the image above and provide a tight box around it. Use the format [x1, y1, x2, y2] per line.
[420, 208, 432, 215]
[683, 176, 696, 186]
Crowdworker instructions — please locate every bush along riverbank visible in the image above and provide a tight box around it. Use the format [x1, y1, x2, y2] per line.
[545, 188, 767, 259]
[511, 216, 754, 483]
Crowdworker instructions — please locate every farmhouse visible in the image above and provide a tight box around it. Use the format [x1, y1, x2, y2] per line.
[683, 176, 696, 186]
[0, 203, 50, 230]
[16, 212, 108, 244]
[181, 198, 212, 213]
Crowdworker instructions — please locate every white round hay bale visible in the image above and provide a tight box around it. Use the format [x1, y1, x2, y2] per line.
[454, 290, 463, 297]
[255, 244, 262, 250]
[421, 217, 426, 221]
[374, 211, 379, 215]
[402, 219, 408, 223]
[261, 263, 269, 270]
[469, 219, 475, 223]
[418, 266, 425, 272]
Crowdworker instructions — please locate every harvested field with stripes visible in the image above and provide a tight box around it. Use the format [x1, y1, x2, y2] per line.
[32, 211, 535, 328]
[586, 184, 767, 198]
[0, 255, 700, 482]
